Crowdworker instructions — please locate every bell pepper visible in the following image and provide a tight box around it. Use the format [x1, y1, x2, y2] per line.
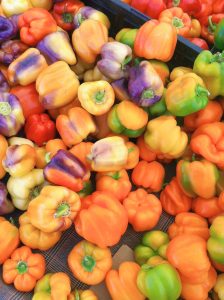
[33, 273, 71, 300]
[215, 19, 224, 51]
[36, 61, 80, 109]
[201, 14, 224, 44]
[0, 71, 9, 93]
[207, 216, 224, 264]
[69, 142, 92, 170]
[137, 262, 182, 300]
[28, 185, 81, 233]
[214, 274, 224, 300]
[166, 72, 209, 117]
[123, 189, 162, 232]
[147, 89, 167, 117]
[159, 7, 191, 37]
[131, 0, 166, 19]
[68, 240, 112, 285]
[48, 97, 81, 120]
[125, 141, 140, 170]
[0, 182, 14, 215]
[3, 144, 36, 177]
[186, 18, 201, 37]
[83, 65, 110, 82]
[37, 31, 77, 65]
[1, 0, 32, 17]
[3, 246, 45, 292]
[35, 146, 47, 169]
[25, 113, 55, 146]
[71, 56, 94, 80]
[0, 40, 28, 65]
[108, 101, 148, 137]
[168, 212, 209, 240]
[160, 177, 192, 216]
[72, 19, 108, 64]
[96, 169, 131, 202]
[0, 16, 18, 43]
[18, 8, 57, 46]
[134, 19, 177, 62]
[8, 136, 34, 146]
[52, 0, 84, 31]
[0, 134, 7, 179]
[77, 181, 94, 200]
[69, 290, 98, 300]
[0, 217, 19, 264]
[78, 81, 115, 115]
[56, 107, 96, 147]
[44, 150, 90, 192]
[46, 138, 67, 160]
[30, 0, 53, 10]
[97, 42, 132, 81]
[134, 230, 169, 266]
[74, 191, 128, 248]
[105, 261, 144, 300]
[192, 196, 224, 220]
[132, 160, 165, 192]
[167, 234, 211, 284]
[8, 48, 47, 86]
[115, 28, 138, 49]
[137, 135, 157, 162]
[74, 6, 110, 29]
[213, 0, 224, 14]
[190, 122, 224, 169]
[190, 37, 210, 49]
[149, 60, 170, 86]
[7, 169, 45, 210]
[128, 61, 164, 107]
[144, 116, 188, 159]
[167, 0, 202, 16]
[170, 66, 192, 81]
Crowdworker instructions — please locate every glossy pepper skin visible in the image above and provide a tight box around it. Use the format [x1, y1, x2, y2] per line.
[134, 231, 169, 265]
[78, 81, 115, 116]
[3, 246, 45, 292]
[207, 216, 224, 264]
[0, 134, 7, 179]
[134, 19, 177, 62]
[137, 262, 182, 300]
[25, 113, 56, 146]
[170, 66, 192, 81]
[0, 40, 28, 65]
[131, 0, 166, 19]
[8, 48, 47, 86]
[166, 73, 209, 117]
[201, 14, 224, 44]
[215, 19, 224, 51]
[213, 0, 224, 14]
[97, 42, 132, 81]
[30, 0, 53, 10]
[18, 8, 57, 46]
[70, 142, 92, 170]
[1, 0, 32, 17]
[33, 273, 71, 300]
[7, 169, 45, 210]
[0, 93, 24, 137]
[68, 240, 112, 285]
[167, 0, 202, 16]
[128, 61, 164, 107]
[192, 196, 224, 220]
[0, 16, 18, 43]
[74, 6, 110, 29]
[19, 212, 61, 251]
[108, 101, 148, 137]
[53, 0, 84, 31]
[193, 50, 224, 99]
[115, 28, 138, 48]
[28, 185, 81, 233]
[0, 182, 14, 215]
[186, 19, 201, 38]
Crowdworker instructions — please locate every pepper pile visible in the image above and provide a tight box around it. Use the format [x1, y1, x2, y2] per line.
[122, 0, 224, 51]
[0, 0, 224, 299]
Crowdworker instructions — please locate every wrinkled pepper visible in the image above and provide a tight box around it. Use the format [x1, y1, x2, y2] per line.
[1, 0, 32, 17]
[170, 66, 193, 81]
[115, 28, 138, 48]
[0, 16, 19, 43]
[207, 216, 224, 264]
[186, 18, 201, 38]
[215, 19, 224, 51]
[0, 182, 14, 215]
[74, 6, 110, 29]
[0, 40, 28, 65]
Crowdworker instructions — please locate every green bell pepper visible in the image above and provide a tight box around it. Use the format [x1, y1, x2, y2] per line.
[32, 273, 52, 300]
[115, 28, 138, 48]
[148, 89, 167, 117]
[207, 216, 224, 264]
[134, 231, 169, 266]
[137, 263, 182, 300]
[215, 19, 224, 51]
[193, 50, 224, 99]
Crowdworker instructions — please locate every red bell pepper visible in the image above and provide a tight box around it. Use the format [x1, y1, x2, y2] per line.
[145, 0, 167, 19]
[167, 0, 202, 17]
[213, 0, 224, 14]
[130, 0, 149, 14]
[194, 0, 213, 20]
[53, 0, 84, 31]
[25, 114, 56, 146]
[187, 37, 209, 49]
[200, 14, 224, 44]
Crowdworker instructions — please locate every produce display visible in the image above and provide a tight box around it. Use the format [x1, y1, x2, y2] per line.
[0, 0, 224, 299]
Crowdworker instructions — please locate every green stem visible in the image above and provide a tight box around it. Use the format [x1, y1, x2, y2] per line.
[191, 154, 197, 161]
[141, 89, 154, 99]
[30, 185, 42, 199]
[195, 84, 210, 97]
[210, 51, 224, 63]
[9, 217, 15, 225]
[75, 290, 80, 300]
[54, 203, 70, 218]
[128, 147, 134, 154]
[208, 16, 217, 33]
[62, 12, 73, 23]
[81, 255, 96, 272]
[110, 171, 120, 180]
[121, 56, 132, 70]
[77, 13, 85, 25]
[172, 17, 184, 29]
[172, 0, 180, 6]
[0, 102, 12, 116]
[94, 90, 105, 104]
[17, 261, 28, 275]
[45, 152, 51, 164]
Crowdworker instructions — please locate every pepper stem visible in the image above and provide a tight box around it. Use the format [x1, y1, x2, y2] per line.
[77, 13, 85, 26]
[208, 16, 216, 33]
[45, 152, 51, 164]
[172, 0, 180, 6]
[141, 89, 154, 99]
[54, 203, 70, 218]
[75, 290, 80, 300]
[210, 51, 224, 63]
[121, 56, 132, 70]
[94, 90, 105, 104]
[17, 261, 28, 275]
[62, 12, 73, 23]
[110, 171, 120, 180]
[30, 186, 42, 199]
[195, 84, 210, 97]
[81, 255, 96, 272]
[191, 154, 197, 161]
[0, 102, 12, 116]
[172, 17, 184, 29]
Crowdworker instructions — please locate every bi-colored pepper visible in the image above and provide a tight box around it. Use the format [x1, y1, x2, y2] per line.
[201, 14, 224, 44]
[186, 19, 201, 38]
[115, 28, 138, 48]
[0, 39, 28, 65]
[69, 290, 98, 300]
[207, 216, 224, 264]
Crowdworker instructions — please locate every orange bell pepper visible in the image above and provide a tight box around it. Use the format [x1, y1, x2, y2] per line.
[137, 135, 157, 162]
[190, 122, 224, 169]
[45, 138, 67, 160]
[35, 146, 47, 169]
[48, 98, 81, 120]
[160, 177, 192, 216]
[96, 169, 131, 202]
[74, 191, 128, 248]
[167, 234, 211, 284]
[72, 19, 108, 64]
[125, 141, 140, 169]
[93, 112, 112, 139]
[184, 101, 223, 132]
[18, 8, 57, 46]
[56, 107, 96, 147]
[69, 142, 93, 170]
[68, 240, 112, 285]
[159, 7, 191, 37]
[192, 196, 224, 219]
[186, 18, 201, 38]
[132, 160, 165, 192]
[168, 212, 209, 240]
[169, 66, 193, 81]
[106, 262, 145, 300]
[134, 19, 177, 62]
[123, 188, 162, 232]
[3, 246, 45, 292]
[0, 135, 8, 179]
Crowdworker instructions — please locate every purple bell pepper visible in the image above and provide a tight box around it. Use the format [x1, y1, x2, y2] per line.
[0, 15, 19, 44]
[0, 40, 28, 65]
[0, 182, 14, 215]
[0, 71, 9, 93]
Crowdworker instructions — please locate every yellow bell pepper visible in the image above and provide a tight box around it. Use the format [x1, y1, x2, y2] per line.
[170, 67, 193, 81]
[7, 169, 45, 210]
[83, 66, 111, 82]
[214, 274, 224, 300]
[8, 137, 34, 147]
[144, 116, 188, 159]
[30, 0, 53, 10]
[71, 57, 94, 80]
[1, 0, 32, 17]
[69, 290, 98, 300]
